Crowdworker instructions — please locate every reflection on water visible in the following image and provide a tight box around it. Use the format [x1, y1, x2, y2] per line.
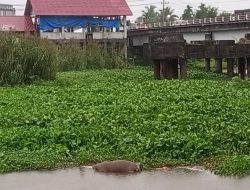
[0, 167, 249, 190]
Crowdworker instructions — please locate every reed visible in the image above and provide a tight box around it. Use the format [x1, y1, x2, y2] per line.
[0, 33, 57, 85]
[58, 42, 126, 71]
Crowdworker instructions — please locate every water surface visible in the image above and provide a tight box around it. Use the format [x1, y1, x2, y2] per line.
[0, 167, 249, 190]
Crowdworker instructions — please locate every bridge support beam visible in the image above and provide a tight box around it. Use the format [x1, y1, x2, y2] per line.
[247, 57, 250, 79]
[238, 57, 246, 79]
[227, 58, 235, 77]
[153, 58, 181, 80]
[180, 58, 187, 79]
[205, 58, 211, 72]
[215, 58, 223, 74]
[172, 59, 179, 79]
[160, 60, 168, 79]
[153, 60, 161, 80]
[163, 59, 178, 80]
[166, 60, 174, 80]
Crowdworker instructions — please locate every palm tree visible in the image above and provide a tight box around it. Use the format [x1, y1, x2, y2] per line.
[159, 7, 178, 22]
[182, 5, 194, 20]
[142, 5, 160, 24]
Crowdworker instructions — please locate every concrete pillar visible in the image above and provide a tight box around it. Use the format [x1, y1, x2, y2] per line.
[62, 27, 65, 38]
[180, 59, 188, 79]
[160, 60, 167, 79]
[123, 16, 127, 39]
[227, 58, 235, 77]
[172, 59, 179, 79]
[123, 16, 128, 59]
[165, 59, 173, 80]
[247, 57, 250, 79]
[215, 58, 223, 74]
[238, 57, 246, 79]
[35, 16, 39, 36]
[153, 60, 161, 80]
[205, 58, 211, 72]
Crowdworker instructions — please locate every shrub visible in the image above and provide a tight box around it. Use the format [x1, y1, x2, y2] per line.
[58, 42, 126, 71]
[0, 33, 57, 85]
[57, 42, 86, 71]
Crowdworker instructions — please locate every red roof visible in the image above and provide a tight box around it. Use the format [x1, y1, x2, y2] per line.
[25, 0, 132, 16]
[0, 16, 35, 32]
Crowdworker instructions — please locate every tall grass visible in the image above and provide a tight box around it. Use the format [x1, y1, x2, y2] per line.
[0, 33, 57, 85]
[58, 42, 126, 71]
[0, 34, 127, 85]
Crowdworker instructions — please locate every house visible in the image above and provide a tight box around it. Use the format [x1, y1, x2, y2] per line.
[0, 16, 35, 32]
[24, 0, 132, 40]
[24, 0, 132, 57]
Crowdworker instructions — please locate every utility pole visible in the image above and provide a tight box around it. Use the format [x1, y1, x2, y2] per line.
[162, 0, 165, 23]
[162, 0, 169, 24]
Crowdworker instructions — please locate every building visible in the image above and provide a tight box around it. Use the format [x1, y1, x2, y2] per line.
[235, 9, 250, 16]
[24, 0, 132, 57]
[0, 4, 16, 16]
[0, 16, 35, 32]
[25, 0, 131, 47]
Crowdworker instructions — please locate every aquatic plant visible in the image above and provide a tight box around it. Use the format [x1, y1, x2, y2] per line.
[0, 67, 249, 175]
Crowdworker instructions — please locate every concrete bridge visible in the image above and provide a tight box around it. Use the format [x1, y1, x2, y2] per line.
[128, 14, 250, 47]
[128, 15, 250, 80]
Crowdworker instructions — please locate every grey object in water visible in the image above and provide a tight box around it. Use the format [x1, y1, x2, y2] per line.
[92, 160, 141, 174]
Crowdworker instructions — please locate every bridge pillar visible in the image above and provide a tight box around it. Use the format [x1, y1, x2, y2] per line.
[205, 58, 211, 72]
[238, 57, 246, 79]
[180, 58, 187, 79]
[215, 58, 223, 74]
[165, 60, 174, 80]
[160, 60, 168, 79]
[172, 59, 179, 79]
[153, 60, 161, 80]
[227, 58, 235, 77]
[247, 57, 250, 79]
[158, 59, 179, 80]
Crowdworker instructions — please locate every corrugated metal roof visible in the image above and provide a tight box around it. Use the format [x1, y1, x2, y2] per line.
[25, 0, 132, 16]
[0, 16, 35, 32]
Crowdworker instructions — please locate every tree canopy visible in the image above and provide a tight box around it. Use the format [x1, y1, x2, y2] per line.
[159, 7, 178, 22]
[182, 5, 194, 20]
[136, 3, 221, 24]
[141, 5, 159, 24]
[195, 3, 218, 19]
[137, 5, 178, 24]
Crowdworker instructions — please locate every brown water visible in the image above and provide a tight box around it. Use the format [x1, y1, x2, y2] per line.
[0, 167, 249, 190]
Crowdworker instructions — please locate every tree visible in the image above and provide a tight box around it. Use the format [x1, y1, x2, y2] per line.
[159, 6, 178, 22]
[141, 5, 159, 24]
[195, 3, 218, 19]
[182, 5, 194, 20]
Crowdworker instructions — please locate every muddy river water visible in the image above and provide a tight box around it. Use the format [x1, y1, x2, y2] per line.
[0, 167, 249, 190]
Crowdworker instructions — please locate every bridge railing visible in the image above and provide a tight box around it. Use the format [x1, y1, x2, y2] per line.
[129, 14, 250, 30]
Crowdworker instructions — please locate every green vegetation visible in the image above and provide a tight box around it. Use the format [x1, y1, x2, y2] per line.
[0, 33, 57, 85]
[216, 155, 250, 176]
[0, 67, 249, 176]
[0, 34, 126, 85]
[58, 43, 126, 71]
[136, 3, 219, 24]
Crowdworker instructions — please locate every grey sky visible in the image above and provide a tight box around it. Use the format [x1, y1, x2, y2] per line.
[2, 0, 250, 21]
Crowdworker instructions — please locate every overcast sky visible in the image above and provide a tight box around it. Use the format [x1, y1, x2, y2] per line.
[2, 0, 250, 21]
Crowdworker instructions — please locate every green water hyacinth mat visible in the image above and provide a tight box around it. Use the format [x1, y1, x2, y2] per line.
[0, 68, 249, 176]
